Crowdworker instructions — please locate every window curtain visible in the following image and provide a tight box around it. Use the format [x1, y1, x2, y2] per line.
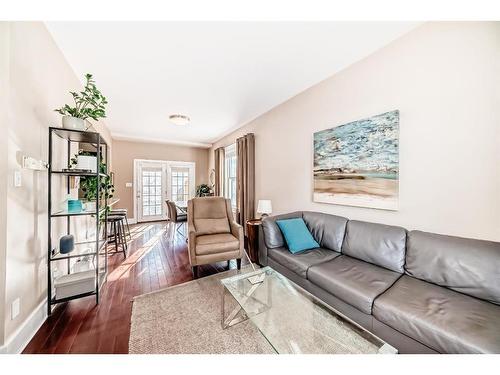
[214, 147, 225, 196]
[236, 133, 255, 235]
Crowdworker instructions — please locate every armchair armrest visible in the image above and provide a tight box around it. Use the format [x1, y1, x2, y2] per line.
[229, 220, 244, 255]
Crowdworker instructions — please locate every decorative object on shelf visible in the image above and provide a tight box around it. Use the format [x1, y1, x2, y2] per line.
[59, 234, 75, 254]
[67, 199, 83, 213]
[246, 219, 262, 264]
[257, 199, 272, 218]
[313, 110, 399, 210]
[61, 116, 87, 131]
[76, 154, 97, 173]
[54, 270, 96, 299]
[195, 183, 213, 197]
[55, 73, 108, 130]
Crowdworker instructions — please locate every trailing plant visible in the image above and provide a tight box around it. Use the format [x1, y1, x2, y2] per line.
[70, 150, 115, 204]
[196, 184, 213, 197]
[55, 73, 108, 121]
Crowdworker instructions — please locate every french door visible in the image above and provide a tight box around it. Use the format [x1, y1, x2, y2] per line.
[136, 161, 167, 222]
[135, 160, 196, 223]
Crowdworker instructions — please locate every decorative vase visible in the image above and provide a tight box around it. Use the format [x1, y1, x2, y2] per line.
[59, 235, 75, 254]
[76, 155, 97, 172]
[84, 201, 96, 211]
[62, 115, 86, 130]
[68, 199, 83, 213]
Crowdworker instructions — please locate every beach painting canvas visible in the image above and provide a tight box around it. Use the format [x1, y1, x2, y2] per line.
[313, 110, 399, 210]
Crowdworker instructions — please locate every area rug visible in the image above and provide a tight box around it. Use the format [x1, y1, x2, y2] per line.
[129, 268, 275, 354]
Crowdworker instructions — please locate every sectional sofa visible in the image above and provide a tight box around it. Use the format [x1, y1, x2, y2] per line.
[258, 211, 500, 354]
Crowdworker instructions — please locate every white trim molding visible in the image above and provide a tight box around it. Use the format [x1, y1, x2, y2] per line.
[0, 300, 47, 354]
[112, 132, 212, 149]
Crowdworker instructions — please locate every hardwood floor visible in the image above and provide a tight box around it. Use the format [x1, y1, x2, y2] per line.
[23, 221, 242, 354]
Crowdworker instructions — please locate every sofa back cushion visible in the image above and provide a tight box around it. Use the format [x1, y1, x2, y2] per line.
[262, 212, 303, 249]
[191, 197, 230, 235]
[406, 230, 500, 305]
[342, 220, 407, 273]
[302, 211, 348, 252]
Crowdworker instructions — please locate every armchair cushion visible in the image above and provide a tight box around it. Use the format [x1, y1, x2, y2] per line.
[192, 197, 231, 235]
[195, 233, 240, 256]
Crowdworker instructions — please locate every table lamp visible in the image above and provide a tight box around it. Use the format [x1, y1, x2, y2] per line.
[257, 199, 272, 218]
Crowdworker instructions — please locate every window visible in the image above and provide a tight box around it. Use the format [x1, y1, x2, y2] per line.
[141, 169, 163, 217]
[224, 144, 237, 208]
[171, 167, 190, 204]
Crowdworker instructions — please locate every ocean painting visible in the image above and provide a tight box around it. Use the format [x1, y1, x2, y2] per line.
[313, 110, 399, 210]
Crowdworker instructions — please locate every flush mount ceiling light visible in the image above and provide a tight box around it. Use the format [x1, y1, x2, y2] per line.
[169, 114, 190, 126]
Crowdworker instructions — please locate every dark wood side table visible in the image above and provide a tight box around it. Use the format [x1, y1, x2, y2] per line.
[246, 219, 262, 264]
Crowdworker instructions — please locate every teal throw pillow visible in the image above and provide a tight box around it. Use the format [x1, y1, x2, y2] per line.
[275, 218, 320, 254]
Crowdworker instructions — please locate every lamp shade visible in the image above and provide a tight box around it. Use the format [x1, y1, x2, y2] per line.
[257, 199, 272, 215]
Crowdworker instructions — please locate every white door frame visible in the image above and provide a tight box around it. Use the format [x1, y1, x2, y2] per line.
[133, 159, 196, 223]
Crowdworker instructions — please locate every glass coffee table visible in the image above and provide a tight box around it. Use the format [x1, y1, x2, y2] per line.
[221, 266, 397, 354]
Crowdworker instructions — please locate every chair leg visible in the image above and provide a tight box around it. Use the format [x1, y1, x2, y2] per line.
[120, 220, 128, 257]
[236, 258, 242, 270]
[113, 221, 119, 253]
[124, 215, 131, 239]
[192, 265, 199, 279]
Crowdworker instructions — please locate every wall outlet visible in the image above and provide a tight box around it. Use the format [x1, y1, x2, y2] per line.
[14, 170, 22, 187]
[11, 298, 20, 320]
[125, 182, 133, 188]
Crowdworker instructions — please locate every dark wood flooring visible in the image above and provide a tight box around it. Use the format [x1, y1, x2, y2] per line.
[23, 221, 241, 354]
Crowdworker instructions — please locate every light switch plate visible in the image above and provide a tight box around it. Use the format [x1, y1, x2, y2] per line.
[11, 298, 20, 320]
[125, 182, 133, 188]
[14, 170, 22, 187]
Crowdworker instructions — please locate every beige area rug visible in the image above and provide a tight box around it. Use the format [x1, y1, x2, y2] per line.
[129, 268, 275, 354]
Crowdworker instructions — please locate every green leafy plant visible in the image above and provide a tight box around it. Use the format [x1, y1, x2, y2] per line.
[196, 184, 213, 197]
[70, 150, 115, 204]
[55, 73, 108, 121]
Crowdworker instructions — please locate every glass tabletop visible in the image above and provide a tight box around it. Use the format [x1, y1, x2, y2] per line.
[221, 266, 397, 354]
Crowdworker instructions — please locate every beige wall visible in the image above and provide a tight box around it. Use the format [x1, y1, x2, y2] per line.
[1, 22, 113, 348]
[112, 140, 209, 219]
[210, 22, 500, 241]
[0, 22, 9, 347]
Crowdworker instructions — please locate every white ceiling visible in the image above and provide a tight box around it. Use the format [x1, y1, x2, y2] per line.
[46, 22, 420, 148]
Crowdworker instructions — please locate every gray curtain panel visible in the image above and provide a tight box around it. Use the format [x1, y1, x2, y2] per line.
[214, 147, 225, 196]
[236, 133, 255, 235]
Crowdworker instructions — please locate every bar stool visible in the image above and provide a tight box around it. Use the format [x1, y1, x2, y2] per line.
[107, 215, 128, 258]
[110, 208, 131, 240]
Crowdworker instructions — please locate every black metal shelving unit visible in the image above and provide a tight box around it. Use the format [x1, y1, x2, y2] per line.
[47, 127, 109, 315]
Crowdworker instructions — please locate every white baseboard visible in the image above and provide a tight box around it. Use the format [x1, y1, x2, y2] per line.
[0, 300, 47, 354]
[128, 217, 137, 224]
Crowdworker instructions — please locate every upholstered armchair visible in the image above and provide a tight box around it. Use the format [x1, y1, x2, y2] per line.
[187, 197, 244, 277]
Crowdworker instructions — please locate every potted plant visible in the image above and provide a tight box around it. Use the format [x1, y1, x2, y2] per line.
[196, 184, 213, 197]
[55, 73, 108, 130]
[70, 151, 115, 212]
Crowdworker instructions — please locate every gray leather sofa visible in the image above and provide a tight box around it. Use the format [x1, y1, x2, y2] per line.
[258, 211, 500, 354]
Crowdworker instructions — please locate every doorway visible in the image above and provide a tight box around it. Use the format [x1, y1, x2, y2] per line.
[134, 159, 195, 223]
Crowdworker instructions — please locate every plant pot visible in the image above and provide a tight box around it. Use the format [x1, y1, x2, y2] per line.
[62, 116, 85, 130]
[77, 155, 97, 172]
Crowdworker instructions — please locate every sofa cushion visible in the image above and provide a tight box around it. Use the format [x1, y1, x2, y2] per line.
[302, 211, 348, 252]
[268, 247, 340, 278]
[373, 275, 500, 353]
[342, 220, 406, 273]
[308, 255, 401, 314]
[195, 233, 239, 255]
[262, 212, 303, 249]
[406, 230, 500, 305]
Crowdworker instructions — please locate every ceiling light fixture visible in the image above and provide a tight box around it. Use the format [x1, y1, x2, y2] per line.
[169, 114, 190, 126]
